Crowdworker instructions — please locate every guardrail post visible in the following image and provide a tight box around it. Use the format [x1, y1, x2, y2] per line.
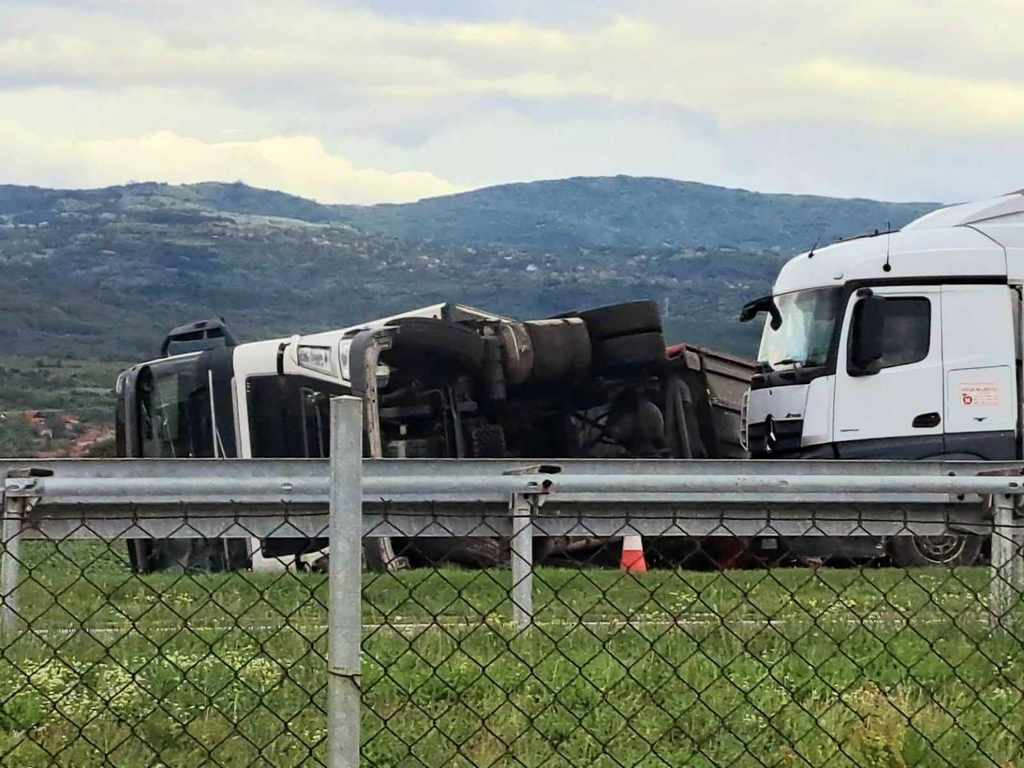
[1, 486, 21, 637]
[510, 490, 534, 631]
[0, 470, 41, 638]
[329, 396, 362, 768]
[504, 465, 558, 631]
[990, 493, 1021, 628]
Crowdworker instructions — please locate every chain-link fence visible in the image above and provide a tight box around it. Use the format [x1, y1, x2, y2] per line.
[365, 516, 1024, 768]
[4, 397, 1024, 767]
[5, 510, 1023, 768]
[0, 510, 331, 767]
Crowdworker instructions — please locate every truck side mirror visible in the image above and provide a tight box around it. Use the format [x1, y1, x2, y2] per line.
[739, 295, 782, 330]
[848, 294, 886, 376]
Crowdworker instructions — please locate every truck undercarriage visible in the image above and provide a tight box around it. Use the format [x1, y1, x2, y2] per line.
[355, 305, 751, 568]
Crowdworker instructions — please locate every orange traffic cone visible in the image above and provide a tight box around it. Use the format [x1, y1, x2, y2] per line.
[620, 535, 647, 574]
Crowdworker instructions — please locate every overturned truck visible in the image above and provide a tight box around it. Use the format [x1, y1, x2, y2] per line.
[115, 301, 755, 571]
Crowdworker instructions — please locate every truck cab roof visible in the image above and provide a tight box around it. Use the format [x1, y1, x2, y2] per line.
[772, 191, 1024, 295]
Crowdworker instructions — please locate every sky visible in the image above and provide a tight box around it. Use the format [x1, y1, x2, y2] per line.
[1, 0, 1022, 205]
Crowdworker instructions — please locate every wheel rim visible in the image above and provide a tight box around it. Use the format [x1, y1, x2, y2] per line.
[913, 534, 966, 564]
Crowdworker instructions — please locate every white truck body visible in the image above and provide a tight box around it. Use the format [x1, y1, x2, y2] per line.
[745, 191, 1024, 463]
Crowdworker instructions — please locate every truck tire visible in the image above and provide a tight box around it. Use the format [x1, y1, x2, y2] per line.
[563, 301, 663, 340]
[127, 538, 250, 573]
[383, 318, 486, 373]
[498, 322, 535, 385]
[889, 533, 983, 568]
[593, 332, 667, 372]
[524, 319, 591, 381]
[408, 537, 508, 568]
[363, 538, 409, 571]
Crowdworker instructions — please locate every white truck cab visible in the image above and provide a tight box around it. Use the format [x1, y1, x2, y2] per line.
[742, 191, 1024, 564]
[743, 190, 1024, 463]
[115, 303, 503, 571]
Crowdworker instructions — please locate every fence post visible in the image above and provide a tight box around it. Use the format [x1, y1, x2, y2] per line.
[505, 465, 558, 631]
[1, 488, 20, 637]
[510, 490, 534, 631]
[329, 396, 362, 768]
[0, 471, 36, 637]
[990, 493, 1020, 628]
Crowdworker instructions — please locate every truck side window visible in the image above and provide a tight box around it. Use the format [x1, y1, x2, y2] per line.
[879, 298, 930, 369]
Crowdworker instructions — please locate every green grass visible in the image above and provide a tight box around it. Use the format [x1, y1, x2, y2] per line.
[2, 543, 1024, 766]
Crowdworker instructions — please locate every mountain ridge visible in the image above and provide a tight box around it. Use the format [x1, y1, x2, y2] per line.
[0, 175, 941, 362]
[334, 175, 939, 252]
[1, 175, 940, 252]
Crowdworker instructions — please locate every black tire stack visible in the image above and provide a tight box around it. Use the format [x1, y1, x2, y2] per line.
[522, 318, 592, 382]
[561, 300, 666, 373]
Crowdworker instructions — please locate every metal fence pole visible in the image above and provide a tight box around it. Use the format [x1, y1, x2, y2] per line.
[329, 396, 362, 768]
[0, 487, 21, 637]
[990, 493, 1020, 628]
[510, 491, 534, 631]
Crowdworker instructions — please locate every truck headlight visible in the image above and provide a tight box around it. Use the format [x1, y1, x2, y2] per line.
[297, 345, 333, 376]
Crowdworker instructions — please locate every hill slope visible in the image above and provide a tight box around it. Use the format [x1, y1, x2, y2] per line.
[334, 176, 937, 253]
[0, 177, 940, 363]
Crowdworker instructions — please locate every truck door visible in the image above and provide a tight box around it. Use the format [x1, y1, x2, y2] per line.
[940, 285, 1017, 458]
[833, 286, 943, 457]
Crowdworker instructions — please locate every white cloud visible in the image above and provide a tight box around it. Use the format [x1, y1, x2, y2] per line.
[786, 58, 1024, 134]
[0, 0, 1022, 201]
[0, 123, 459, 204]
[4, 1, 1023, 137]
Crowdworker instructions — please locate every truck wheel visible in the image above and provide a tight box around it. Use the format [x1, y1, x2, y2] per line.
[363, 538, 409, 571]
[409, 537, 508, 568]
[524, 319, 591, 381]
[562, 300, 662, 340]
[889, 533, 983, 567]
[498, 322, 535, 385]
[363, 541, 385, 570]
[593, 332, 667, 372]
[383, 318, 486, 373]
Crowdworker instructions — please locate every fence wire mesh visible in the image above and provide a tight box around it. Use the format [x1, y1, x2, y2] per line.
[2, 503, 1024, 768]
[0, 507, 330, 768]
[363, 510, 1024, 768]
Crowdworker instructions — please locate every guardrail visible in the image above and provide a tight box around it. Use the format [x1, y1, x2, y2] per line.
[4, 397, 1024, 768]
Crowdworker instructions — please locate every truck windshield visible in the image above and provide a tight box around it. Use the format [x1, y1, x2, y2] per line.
[757, 287, 842, 370]
[136, 354, 215, 458]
